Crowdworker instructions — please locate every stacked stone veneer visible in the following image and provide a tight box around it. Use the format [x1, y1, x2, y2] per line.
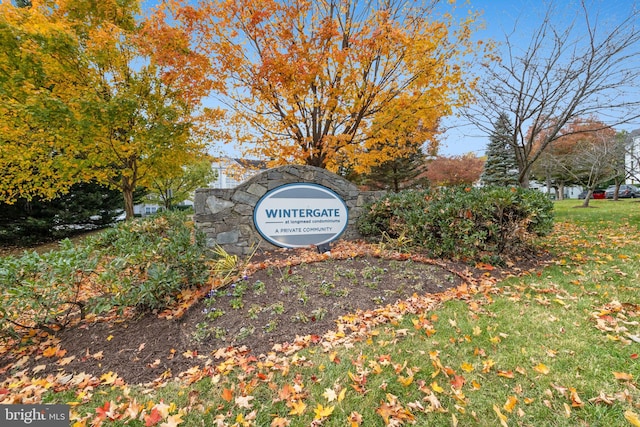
[194, 165, 385, 255]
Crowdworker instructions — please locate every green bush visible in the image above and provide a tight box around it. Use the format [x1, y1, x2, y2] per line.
[0, 240, 98, 338]
[357, 186, 554, 260]
[87, 211, 209, 311]
[0, 212, 209, 340]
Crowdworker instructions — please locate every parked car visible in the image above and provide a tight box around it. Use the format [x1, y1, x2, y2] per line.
[578, 189, 606, 199]
[605, 184, 640, 199]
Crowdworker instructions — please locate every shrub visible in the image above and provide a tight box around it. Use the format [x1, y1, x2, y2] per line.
[0, 240, 98, 338]
[357, 186, 553, 260]
[87, 211, 209, 311]
[0, 212, 210, 340]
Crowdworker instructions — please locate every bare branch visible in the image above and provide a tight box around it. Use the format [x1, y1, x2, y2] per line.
[465, 0, 640, 187]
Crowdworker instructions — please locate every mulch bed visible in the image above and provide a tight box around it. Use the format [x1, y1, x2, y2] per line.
[0, 245, 550, 385]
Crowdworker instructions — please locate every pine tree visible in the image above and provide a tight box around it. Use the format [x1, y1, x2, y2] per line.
[481, 112, 519, 186]
[360, 141, 427, 192]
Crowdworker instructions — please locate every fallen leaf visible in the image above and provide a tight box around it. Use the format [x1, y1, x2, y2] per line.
[503, 395, 518, 413]
[58, 356, 76, 366]
[493, 404, 509, 427]
[431, 381, 444, 393]
[570, 388, 584, 407]
[533, 363, 550, 375]
[323, 388, 337, 402]
[625, 410, 640, 427]
[42, 346, 59, 358]
[288, 400, 306, 416]
[123, 399, 142, 419]
[221, 388, 233, 402]
[270, 417, 290, 427]
[160, 413, 183, 427]
[398, 375, 414, 387]
[235, 395, 254, 409]
[313, 404, 334, 420]
[96, 401, 118, 421]
[497, 370, 514, 379]
[100, 371, 119, 385]
[348, 411, 363, 426]
[613, 372, 634, 381]
[144, 408, 162, 427]
[450, 375, 465, 390]
[32, 364, 47, 374]
[461, 362, 474, 372]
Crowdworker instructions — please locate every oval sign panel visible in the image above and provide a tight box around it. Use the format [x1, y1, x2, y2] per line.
[253, 183, 349, 249]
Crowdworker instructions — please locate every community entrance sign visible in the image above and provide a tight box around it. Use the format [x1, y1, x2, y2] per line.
[253, 183, 349, 248]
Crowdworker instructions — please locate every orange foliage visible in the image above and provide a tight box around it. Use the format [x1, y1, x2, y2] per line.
[423, 154, 485, 186]
[152, 0, 488, 173]
[533, 116, 616, 156]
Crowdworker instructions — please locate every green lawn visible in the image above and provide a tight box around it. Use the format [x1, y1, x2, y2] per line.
[25, 199, 640, 426]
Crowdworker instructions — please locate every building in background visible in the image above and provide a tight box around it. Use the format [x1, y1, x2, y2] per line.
[626, 129, 640, 185]
[210, 158, 268, 189]
[134, 158, 267, 216]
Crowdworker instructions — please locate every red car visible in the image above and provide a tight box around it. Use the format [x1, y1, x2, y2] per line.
[578, 189, 605, 199]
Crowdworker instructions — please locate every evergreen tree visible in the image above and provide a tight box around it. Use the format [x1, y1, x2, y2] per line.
[0, 183, 122, 246]
[481, 112, 519, 186]
[360, 141, 427, 192]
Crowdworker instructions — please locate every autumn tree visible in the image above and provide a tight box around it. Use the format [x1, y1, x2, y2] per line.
[0, 2, 88, 203]
[530, 119, 585, 200]
[481, 112, 518, 187]
[0, 0, 214, 219]
[465, 0, 640, 188]
[423, 154, 485, 187]
[154, 0, 485, 174]
[573, 131, 624, 207]
[146, 159, 217, 210]
[530, 117, 618, 200]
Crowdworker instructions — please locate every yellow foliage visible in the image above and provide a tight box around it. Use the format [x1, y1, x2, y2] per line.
[153, 0, 489, 173]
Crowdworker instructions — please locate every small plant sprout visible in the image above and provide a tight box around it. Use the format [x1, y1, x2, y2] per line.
[270, 301, 285, 315]
[253, 280, 266, 295]
[264, 320, 278, 333]
[291, 311, 309, 323]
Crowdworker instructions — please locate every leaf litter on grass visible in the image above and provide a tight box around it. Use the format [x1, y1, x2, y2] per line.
[5, 217, 640, 426]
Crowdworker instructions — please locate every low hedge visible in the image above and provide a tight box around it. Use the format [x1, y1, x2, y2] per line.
[357, 186, 554, 260]
[0, 211, 209, 339]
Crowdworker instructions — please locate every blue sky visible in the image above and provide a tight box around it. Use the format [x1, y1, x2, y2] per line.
[439, 0, 640, 157]
[173, 0, 639, 159]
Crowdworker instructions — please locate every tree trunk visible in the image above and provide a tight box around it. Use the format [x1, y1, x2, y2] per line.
[519, 168, 530, 189]
[122, 177, 135, 220]
[123, 189, 134, 220]
[558, 183, 565, 200]
[581, 189, 592, 207]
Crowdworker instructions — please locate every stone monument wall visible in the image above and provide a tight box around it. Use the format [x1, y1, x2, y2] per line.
[193, 165, 384, 255]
